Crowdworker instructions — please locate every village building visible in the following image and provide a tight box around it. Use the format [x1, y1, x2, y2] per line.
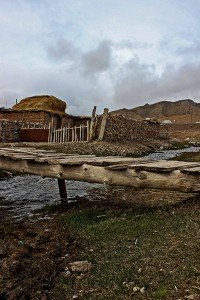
[0, 95, 90, 128]
[0, 95, 91, 142]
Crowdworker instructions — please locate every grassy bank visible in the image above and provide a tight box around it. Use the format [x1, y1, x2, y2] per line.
[50, 200, 200, 299]
[1, 199, 199, 299]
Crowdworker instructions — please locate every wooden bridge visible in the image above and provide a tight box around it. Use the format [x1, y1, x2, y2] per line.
[1, 147, 200, 200]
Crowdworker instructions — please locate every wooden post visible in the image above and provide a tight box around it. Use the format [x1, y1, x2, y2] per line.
[79, 125, 82, 142]
[89, 106, 97, 141]
[87, 121, 89, 141]
[98, 108, 109, 141]
[57, 178, 68, 202]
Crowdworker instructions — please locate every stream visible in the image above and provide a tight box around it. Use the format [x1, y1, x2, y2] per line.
[0, 146, 199, 220]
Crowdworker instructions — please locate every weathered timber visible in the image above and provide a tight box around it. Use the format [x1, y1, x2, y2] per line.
[57, 178, 68, 201]
[128, 160, 200, 172]
[1, 148, 200, 193]
[181, 166, 200, 174]
[98, 108, 109, 141]
[89, 106, 97, 141]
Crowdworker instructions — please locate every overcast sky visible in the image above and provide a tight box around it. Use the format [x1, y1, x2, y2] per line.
[1, 0, 200, 114]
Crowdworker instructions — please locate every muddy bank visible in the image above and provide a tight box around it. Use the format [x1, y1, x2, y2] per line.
[0, 212, 79, 300]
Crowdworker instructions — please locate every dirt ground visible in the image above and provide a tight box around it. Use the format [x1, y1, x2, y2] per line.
[167, 123, 200, 141]
[0, 212, 79, 300]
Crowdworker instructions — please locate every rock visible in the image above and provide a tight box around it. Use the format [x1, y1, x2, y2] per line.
[68, 260, 92, 273]
[66, 270, 71, 276]
[140, 287, 145, 294]
[133, 286, 140, 292]
[185, 295, 195, 300]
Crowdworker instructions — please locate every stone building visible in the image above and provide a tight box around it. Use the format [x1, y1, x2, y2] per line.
[0, 95, 90, 128]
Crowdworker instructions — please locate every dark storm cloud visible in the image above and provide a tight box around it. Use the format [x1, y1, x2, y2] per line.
[47, 38, 80, 61]
[114, 58, 200, 106]
[81, 40, 112, 75]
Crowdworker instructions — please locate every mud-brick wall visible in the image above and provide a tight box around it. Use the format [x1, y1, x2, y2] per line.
[101, 115, 162, 142]
[0, 110, 58, 127]
[0, 120, 21, 142]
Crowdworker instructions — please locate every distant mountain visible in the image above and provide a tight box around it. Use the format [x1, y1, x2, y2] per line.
[110, 99, 200, 123]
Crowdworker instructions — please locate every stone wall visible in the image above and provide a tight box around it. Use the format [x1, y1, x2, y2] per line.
[0, 120, 21, 142]
[97, 115, 166, 142]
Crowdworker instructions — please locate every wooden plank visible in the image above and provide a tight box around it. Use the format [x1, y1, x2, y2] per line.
[181, 166, 200, 174]
[128, 160, 200, 172]
[11, 156, 37, 161]
[34, 154, 97, 164]
[106, 164, 129, 170]
[58, 157, 135, 166]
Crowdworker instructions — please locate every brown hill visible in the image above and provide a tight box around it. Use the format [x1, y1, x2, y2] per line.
[12, 95, 67, 115]
[111, 99, 200, 123]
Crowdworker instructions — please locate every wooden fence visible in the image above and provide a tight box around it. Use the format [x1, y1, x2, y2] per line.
[21, 122, 50, 129]
[48, 121, 90, 143]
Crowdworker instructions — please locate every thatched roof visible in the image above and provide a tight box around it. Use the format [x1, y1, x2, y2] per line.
[12, 95, 67, 115]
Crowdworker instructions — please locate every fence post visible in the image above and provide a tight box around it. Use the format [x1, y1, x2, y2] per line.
[98, 108, 109, 141]
[87, 121, 90, 141]
[89, 106, 97, 141]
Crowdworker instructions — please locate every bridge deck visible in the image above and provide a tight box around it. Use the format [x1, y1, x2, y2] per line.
[0, 147, 200, 194]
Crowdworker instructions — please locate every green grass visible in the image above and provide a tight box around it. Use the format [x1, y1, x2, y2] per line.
[49, 201, 200, 299]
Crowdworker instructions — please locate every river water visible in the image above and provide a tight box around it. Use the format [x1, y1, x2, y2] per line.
[0, 146, 199, 220]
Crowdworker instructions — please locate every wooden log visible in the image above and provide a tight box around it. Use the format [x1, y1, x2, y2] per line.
[98, 108, 109, 141]
[1, 156, 200, 192]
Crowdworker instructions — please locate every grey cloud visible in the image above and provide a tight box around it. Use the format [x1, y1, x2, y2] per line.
[177, 43, 200, 56]
[115, 40, 152, 50]
[81, 40, 112, 75]
[114, 58, 200, 107]
[0, 61, 111, 115]
[47, 38, 80, 61]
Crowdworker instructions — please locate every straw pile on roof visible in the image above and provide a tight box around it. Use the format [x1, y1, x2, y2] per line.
[12, 95, 67, 115]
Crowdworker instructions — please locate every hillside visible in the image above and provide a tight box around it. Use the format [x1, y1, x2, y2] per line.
[111, 99, 200, 123]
